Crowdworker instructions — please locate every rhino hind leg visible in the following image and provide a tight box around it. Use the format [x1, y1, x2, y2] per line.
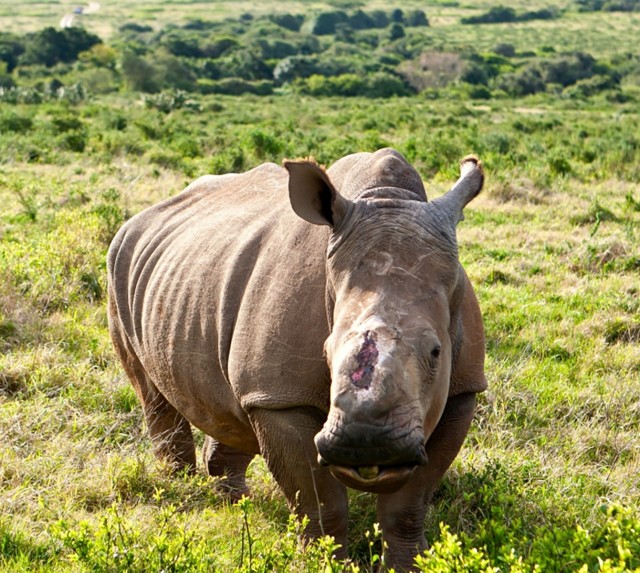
[140, 385, 196, 473]
[202, 436, 254, 501]
[109, 317, 196, 472]
[376, 392, 477, 572]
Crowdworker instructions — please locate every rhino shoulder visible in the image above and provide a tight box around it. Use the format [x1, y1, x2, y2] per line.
[449, 267, 487, 397]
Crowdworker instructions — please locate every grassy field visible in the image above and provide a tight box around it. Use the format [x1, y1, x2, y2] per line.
[1, 0, 640, 571]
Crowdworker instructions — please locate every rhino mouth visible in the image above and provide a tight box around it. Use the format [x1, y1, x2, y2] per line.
[327, 463, 418, 494]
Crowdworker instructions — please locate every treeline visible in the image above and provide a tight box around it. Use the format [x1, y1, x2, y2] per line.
[0, 6, 638, 104]
[575, 0, 640, 10]
[461, 6, 558, 25]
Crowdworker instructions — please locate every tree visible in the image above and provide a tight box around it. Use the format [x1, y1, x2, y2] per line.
[389, 23, 406, 41]
[309, 11, 348, 34]
[267, 13, 304, 31]
[161, 32, 203, 58]
[0, 33, 25, 72]
[20, 27, 101, 67]
[120, 51, 159, 92]
[390, 9, 405, 23]
[349, 9, 375, 29]
[406, 10, 429, 27]
[461, 6, 517, 24]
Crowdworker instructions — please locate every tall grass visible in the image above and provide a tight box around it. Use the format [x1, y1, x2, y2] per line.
[1, 91, 638, 571]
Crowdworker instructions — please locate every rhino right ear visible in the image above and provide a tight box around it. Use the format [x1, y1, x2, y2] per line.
[284, 159, 350, 228]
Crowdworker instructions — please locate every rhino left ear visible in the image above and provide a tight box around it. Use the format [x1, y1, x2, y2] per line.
[284, 159, 350, 228]
[432, 156, 484, 225]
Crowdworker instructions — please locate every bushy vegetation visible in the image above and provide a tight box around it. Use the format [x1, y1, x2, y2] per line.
[576, 0, 640, 11]
[460, 6, 559, 25]
[1, 1, 639, 571]
[1, 2, 639, 101]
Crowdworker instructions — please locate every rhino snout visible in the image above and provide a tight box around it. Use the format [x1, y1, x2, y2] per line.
[315, 422, 428, 494]
[314, 416, 426, 469]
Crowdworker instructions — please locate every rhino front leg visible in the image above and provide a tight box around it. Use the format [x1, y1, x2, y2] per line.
[250, 407, 349, 555]
[376, 392, 478, 572]
[202, 436, 255, 501]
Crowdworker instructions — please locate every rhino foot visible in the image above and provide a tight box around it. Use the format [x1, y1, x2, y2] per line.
[202, 436, 254, 501]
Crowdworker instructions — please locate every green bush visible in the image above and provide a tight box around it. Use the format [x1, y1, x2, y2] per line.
[497, 66, 546, 96]
[143, 90, 201, 113]
[389, 22, 406, 41]
[20, 27, 101, 68]
[308, 11, 349, 34]
[58, 130, 86, 152]
[0, 111, 32, 133]
[461, 6, 517, 24]
[406, 9, 430, 27]
[576, 0, 640, 11]
[198, 78, 273, 96]
[120, 52, 159, 93]
[267, 13, 304, 31]
[462, 6, 558, 24]
[296, 72, 411, 97]
[244, 128, 284, 159]
[201, 37, 239, 59]
[0, 32, 25, 72]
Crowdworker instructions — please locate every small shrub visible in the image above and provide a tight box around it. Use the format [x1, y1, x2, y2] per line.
[143, 90, 201, 113]
[406, 9, 429, 27]
[461, 6, 517, 24]
[92, 188, 127, 244]
[308, 11, 349, 35]
[0, 111, 32, 133]
[198, 78, 274, 96]
[58, 130, 87, 152]
[268, 13, 304, 31]
[51, 115, 83, 134]
[244, 129, 283, 159]
[147, 150, 185, 171]
[210, 147, 245, 174]
[389, 22, 406, 40]
[493, 43, 516, 58]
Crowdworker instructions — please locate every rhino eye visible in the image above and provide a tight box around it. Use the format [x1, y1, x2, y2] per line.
[431, 344, 442, 360]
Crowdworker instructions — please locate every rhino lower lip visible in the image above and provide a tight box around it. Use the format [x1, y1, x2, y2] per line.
[328, 464, 418, 493]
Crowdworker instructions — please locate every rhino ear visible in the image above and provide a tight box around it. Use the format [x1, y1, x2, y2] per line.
[284, 159, 350, 228]
[433, 156, 484, 225]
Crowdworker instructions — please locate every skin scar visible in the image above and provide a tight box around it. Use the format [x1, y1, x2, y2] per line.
[350, 331, 378, 389]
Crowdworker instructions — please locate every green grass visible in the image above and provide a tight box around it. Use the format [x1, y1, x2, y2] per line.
[1, 92, 638, 571]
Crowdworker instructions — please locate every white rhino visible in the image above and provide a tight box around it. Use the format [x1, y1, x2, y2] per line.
[107, 148, 486, 571]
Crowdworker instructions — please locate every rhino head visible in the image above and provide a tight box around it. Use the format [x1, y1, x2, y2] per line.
[284, 149, 483, 494]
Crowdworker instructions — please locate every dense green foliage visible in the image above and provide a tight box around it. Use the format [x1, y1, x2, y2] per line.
[576, 0, 640, 11]
[1, 3, 639, 101]
[460, 6, 558, 25]
[1, 1, 640, 571]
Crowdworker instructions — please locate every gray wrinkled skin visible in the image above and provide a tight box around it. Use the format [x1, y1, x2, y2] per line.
[107, 148, 486, 571]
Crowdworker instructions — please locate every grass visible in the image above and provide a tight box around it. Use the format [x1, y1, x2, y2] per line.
[1, 92, 638, 571]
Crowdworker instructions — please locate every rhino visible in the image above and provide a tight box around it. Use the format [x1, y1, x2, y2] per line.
[107, 148, 486, 571]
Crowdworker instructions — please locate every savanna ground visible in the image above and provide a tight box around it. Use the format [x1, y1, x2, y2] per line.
[1, 1, 640, 571]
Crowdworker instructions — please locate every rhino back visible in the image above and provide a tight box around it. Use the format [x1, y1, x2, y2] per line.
[108, 163, 332, 440]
